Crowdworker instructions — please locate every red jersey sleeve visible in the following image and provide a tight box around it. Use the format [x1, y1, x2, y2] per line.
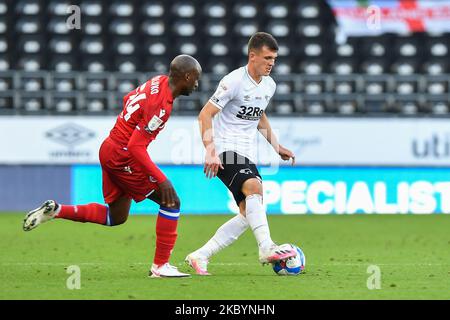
[127, 128, 167, 183]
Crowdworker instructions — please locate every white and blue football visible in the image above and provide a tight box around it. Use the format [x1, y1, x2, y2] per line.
[272, 244, 306, 276]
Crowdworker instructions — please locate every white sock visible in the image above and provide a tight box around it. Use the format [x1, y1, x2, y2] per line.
[54, 203, 62, 216]
[196, 214, 249, 259]
[245, 194, 274, 251]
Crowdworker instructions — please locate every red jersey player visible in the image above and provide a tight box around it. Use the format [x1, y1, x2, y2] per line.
[23, 55, 202, 278]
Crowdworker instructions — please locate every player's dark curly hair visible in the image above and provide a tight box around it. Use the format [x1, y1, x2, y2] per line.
[247, 32, 278, 54]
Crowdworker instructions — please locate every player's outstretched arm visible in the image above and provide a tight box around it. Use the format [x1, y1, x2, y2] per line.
[127, 128, 168, 182]
[198, 102, 224, 178]
[258, 113, 296, 165]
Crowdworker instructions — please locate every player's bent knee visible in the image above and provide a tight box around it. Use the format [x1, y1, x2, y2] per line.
[111, 215, 128, 226]
[164, 197, 181, 211]
[242, 178, 263, 196]
[107, 209, 129, 226]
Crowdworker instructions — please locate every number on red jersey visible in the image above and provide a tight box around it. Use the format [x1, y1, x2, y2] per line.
[121, 82, 147, 121]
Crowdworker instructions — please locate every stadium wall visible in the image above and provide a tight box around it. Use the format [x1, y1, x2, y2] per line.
[1, 116, 450, 166]
[1, 116, 450, 214]
[0, 165, 71, 211]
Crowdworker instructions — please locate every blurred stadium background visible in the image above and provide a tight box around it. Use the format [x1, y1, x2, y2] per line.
[0, 0, 449, 215]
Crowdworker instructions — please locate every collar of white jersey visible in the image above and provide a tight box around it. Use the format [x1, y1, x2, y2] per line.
[244, 65, 263, 86]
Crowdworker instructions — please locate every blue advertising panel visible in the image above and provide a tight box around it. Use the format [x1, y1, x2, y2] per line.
[72, 165, 230, 214]
[0, 165, 72, 211]
[72, 165, 450, 214]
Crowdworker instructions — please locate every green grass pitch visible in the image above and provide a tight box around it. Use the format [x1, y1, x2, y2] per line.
[0, 213, 449, 300]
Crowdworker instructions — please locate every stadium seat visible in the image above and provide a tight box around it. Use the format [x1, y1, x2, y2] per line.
[0, 71, 13, 91]
[83, 92, 109, 113]
[20, 91, 46, 113]
[109, 2, 134, 18]
[270, 95, 297, 115]
[391, 59, 421, 75]
[144, 56, 169, 74]
[363, 95, 391, 114]
[364, 76, 390, 95]
[422, 59, 449, 75]
[296, 20, 323, 39]
[333, 76, 357, 95]
[0, 70, 15, 113]
[271, 57, 292, 75]
[202, 2, 226, 19]
[335, 98, 359, 115]
[265, 3, 289, 20]
[141, 1, 164, 18]
[0, 93, 14, 113]
[173, 37, 199, 57]
[203, 20, 227, 38]
[48, 54, 77, 72]
[335, 40, 357, 58]
[15, 1, 41, 16]
[0, 53, 9, 71]
[81, 17, 104, 36]
[16, 54, 43, 71]
[0, 15, 8, 36]
[49, 36, 73, 55]
[360, 35, 392, 58]
[0, 0, 448, 116]
[301, 94, 328, 115]
[430, 101, 449, 115]
[51, 92, 79, 113]
[329, 59, 358, 75]
[113, 57, 138, 73]
[81, 1, 103, 17]
[21, 72, 47, 92]
[425, 76, 449, 95]
[298, 59, 325, 75]
[171, 2, 196, 19]
[47, 17, 71, 35]
[113, 73, 141, 92]
[48, 1, 72, 17]
[360, 59, 390, 75]
[172, 94, 203, 114]
[0, 36, 7, 58]
[295, 1, 321, 19]
[266, 20, 290, 42]
[52, 73, 78, 92]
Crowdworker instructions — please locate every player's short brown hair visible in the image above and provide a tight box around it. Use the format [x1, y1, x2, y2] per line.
[248, 32, 278, 54]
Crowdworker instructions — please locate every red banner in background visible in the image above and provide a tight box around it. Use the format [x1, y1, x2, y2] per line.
[327, 0, 450, 39]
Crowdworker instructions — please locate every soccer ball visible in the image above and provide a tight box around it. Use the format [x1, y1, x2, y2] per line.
[272, 244, 306, 276]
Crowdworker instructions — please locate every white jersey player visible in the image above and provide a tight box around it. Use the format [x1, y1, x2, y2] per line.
[210, 64, 276, 163]
[185, 32, 297, 275]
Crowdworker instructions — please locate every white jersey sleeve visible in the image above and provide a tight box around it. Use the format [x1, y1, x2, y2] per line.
[209, 74, 239, 110]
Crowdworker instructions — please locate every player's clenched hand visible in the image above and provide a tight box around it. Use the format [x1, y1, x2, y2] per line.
[279, 145, 296, 166]
[158, 180, 178, 207]
[204, 154, 224, 178]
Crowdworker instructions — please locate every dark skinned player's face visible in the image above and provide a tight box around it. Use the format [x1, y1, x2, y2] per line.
[181, 68, 201, 96]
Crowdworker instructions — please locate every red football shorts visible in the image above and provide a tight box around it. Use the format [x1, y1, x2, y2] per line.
[99, 137, 159, 204]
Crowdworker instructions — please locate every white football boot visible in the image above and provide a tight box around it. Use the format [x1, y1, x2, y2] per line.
[149, 263, 190, 278]
[185, 253, 210, 276]
[23, 200, 58, 231]
[259, 244, 297, 264]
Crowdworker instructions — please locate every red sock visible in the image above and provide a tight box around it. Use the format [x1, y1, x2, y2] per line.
[56, 203, 110, 225]
[153, 207, 180, 266]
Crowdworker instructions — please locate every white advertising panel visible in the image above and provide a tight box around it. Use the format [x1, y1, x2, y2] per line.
[0, 116, 449, 166]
